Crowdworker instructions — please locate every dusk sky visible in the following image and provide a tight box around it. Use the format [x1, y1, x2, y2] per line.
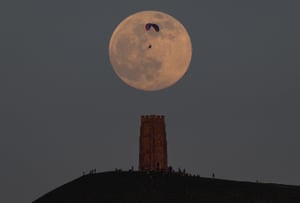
[1, 1, 300, 202]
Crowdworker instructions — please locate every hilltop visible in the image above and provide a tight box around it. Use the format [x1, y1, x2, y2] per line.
[33, 171, 300, 203]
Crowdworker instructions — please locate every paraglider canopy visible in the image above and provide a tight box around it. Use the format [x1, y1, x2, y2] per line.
[145, 23, 159, 32]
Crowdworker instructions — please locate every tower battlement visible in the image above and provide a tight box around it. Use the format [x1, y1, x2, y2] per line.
[141, 115, 165, 123]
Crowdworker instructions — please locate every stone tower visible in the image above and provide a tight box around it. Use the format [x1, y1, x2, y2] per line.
[139, 115, 168, 171]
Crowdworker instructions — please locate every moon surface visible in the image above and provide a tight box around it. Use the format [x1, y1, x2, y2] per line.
[109, 10, 192, 91]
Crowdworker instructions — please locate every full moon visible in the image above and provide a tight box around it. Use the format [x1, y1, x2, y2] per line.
[109, 10, 192, 91]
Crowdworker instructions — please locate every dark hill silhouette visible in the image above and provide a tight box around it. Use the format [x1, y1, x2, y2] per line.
[33, 171, 300, 203]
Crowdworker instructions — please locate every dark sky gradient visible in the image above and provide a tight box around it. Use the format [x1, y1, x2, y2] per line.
[1, 1, 299, 202]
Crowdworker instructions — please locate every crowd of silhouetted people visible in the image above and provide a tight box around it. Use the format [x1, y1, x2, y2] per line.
[81, 166, 218, 180]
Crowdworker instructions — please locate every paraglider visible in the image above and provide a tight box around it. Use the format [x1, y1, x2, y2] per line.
[145, 23, 159, 49]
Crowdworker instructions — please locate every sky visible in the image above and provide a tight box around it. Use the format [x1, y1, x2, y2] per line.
[0, 0, 299, 202]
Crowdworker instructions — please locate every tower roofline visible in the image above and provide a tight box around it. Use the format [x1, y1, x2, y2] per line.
[141, 115, 165, 122]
